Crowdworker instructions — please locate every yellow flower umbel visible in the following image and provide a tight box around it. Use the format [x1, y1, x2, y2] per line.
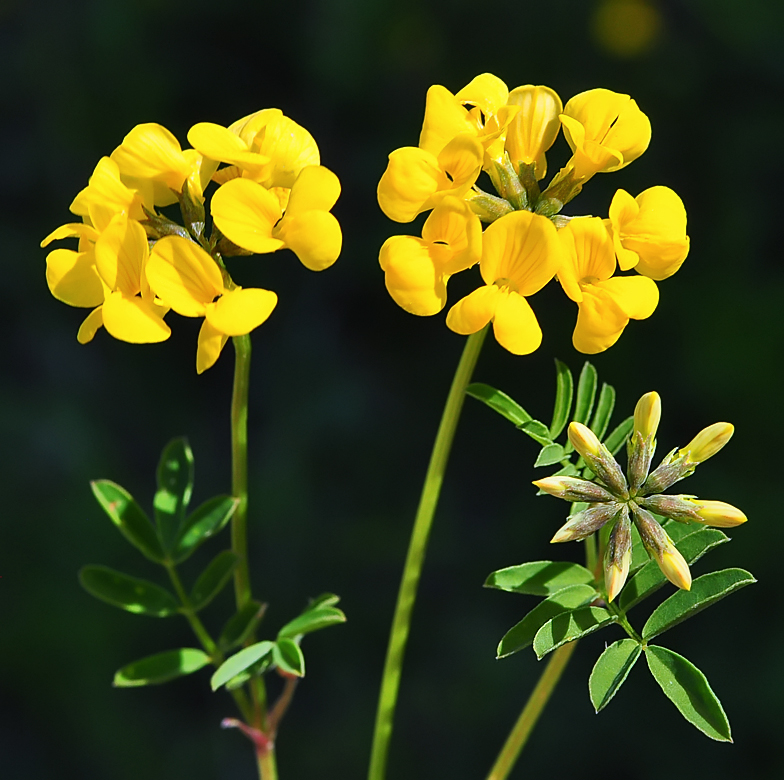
[377, 75, 688, 357]
[44, 110, 341, 370]
[534, 392, 746, 602]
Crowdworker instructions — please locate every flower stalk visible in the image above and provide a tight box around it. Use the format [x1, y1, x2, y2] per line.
[368, 326, 488, 780]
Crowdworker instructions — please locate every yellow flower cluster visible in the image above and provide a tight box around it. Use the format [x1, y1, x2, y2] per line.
[43, 111, 341, 372]
[377, 75, 689, 354]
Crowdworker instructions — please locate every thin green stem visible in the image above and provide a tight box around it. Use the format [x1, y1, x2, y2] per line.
[231, 334, 252, 610]
[485, 641, 578, 780]
[257, 748, 279, 780]
[368, 327, 488, 780]
[164, 561, 254, 723]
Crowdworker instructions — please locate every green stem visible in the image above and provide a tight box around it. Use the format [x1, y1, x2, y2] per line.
[368, 327, 488, 780]
[485, 641, 578, 780]
[231, 334, 252, 610]
[229, 334, 277, 780]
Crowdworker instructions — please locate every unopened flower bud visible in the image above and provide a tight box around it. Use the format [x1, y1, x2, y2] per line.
[568, 422, 628, 497]
[633, 391, 661, 441]
[604, 507, 632, 602]
[640, 449, 690, 494]
[657, 544, 692, 591]
[685, 499, 748, 528]
[551, 502, 620, 543]
[680, 422, 734, 465]
[533, 476, 616, 503]
[627, 430, 653, 493]
[637, 493, 701, 523]
[632, 504, 691, 591]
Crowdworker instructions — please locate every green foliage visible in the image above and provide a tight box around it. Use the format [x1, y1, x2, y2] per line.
[533, 606, 615, 659]
[548, 359, 573, 439]
[113, 648, 211, 688]
[273, 638, 305, 677]
[173, 495, 239, 563]
[153, 438, 194, 552]
[485, 561, 594, 597]
[645, 646, 732, 742]
[219, 600, 267, 652]
[211, 641, 275, 691]
[589, 639, 641, 712]
[190, 551, 239, 612]
[79, 565, 179, 617]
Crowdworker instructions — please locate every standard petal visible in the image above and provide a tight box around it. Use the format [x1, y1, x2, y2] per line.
[418, 84, 477, 156]
[455, 73, 509, 117]
[77, 306, 104, 344]
[595, 275, 659, 320]
[480, 211, 562, 294]
[285, 165, 341, 214]
[41, 222, 99, 248]
[491, 290, 543, 355]
[379, 235, 447, 316]
[210, 178, 285, 254]
[252, 112, 320, 189]
[377, 146, 444, 223]
[46, 248, 105, 307]
[188, 122, 255, 163]
[102, 291, 171, 343]
[196, 318, 229, 374]
[560, 217, 616, 283]
[204, 287, 278, 336]
[274, 210, 342, 271]
[446, 285, 501, 335]
[146, 236, 224, 316]
[505, 85, 563, 178]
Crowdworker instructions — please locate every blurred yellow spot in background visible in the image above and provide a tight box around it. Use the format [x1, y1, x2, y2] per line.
[591, 0, 663, 58]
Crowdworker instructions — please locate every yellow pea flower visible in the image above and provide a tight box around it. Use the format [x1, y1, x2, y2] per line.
[44, 216, 170, 345]
[69, 156, 150, 232]
[146, 236, 277, 373]
[110, 123, 218, 206]
[446, 211, 562, 354]
[377, 134, 483, 223]
[606, 186, 690, 279]
[188, 109, 320, 190]
[560, 88, 651, 180]
[210, 165, 342, 271]
[379, 196, 482, 316]
[418, 73, 510, 157]
[558, 217, 659, 353]
[504, 85, 563, 180]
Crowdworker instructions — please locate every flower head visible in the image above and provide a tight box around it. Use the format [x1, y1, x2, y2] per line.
[534, 394, 746, 601]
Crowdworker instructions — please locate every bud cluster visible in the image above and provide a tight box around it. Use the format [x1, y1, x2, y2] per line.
[534, 392, 745, 602]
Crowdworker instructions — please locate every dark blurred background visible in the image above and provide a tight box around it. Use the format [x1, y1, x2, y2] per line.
[2, 0, 782, 777]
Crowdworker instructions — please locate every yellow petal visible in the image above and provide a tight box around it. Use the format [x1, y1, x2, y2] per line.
[446, 285, 501, 335]
[102, 291, 171, 343]
[559, 217, 617, 287]
[491, 290, 543, 355]
[274, 209, 342, 271]
[480, 211, 562, 294]
[455, 73, 509, 117]
[111, 123, 190, 192]
[210, 178, 284, 254]
[435, 134, 483, 198]
[595, 275, 659, 319]
[196, 318, 229, 374]
[379, 235, 447, 316]
[572, 286, 629, 354]
[251, 111, 320, 189]
[187, 122, 269, 174]
[377, 146, 444, 223]
[418, 84, 478, 156]
[94, 216, 148, 296]
[41, 222, 99, 248]
[505, 85, 563, 179]
[146, 236, 224, 316]
[77, 306, 104, 344]
[46, 247, 105, 307]
[285, 165, 341, 214]
[421, 195, 482, 275]
[205, 287, 278, 336]
[607, 189, 642, 270]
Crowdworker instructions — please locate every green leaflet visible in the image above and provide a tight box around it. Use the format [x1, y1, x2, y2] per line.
[172, 495, 239, 563]
[589, 383, 615, 442]
[645, 645, 732, 741]
[211, 641, 275, 691]
[153, 438, 194, 552]
[278, 606, 346, 639]
[465, 383, 533, 426]
[497, 584, 597, 658]
[113, 648, 210, 687]
[190, 550, 238, 612]
[79, 565, 179, 617]
[90, 480, 164, 563]
[548, 360, 573, 440]
[485, 561, 594, 597]
[589, 639, 641, 712]
[533, 606, 615, 660]
[572, 362, 598, 425]
[219, 600, 267, 652]
[273, 638, 305, 677]
[642, 568, 756, 641]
